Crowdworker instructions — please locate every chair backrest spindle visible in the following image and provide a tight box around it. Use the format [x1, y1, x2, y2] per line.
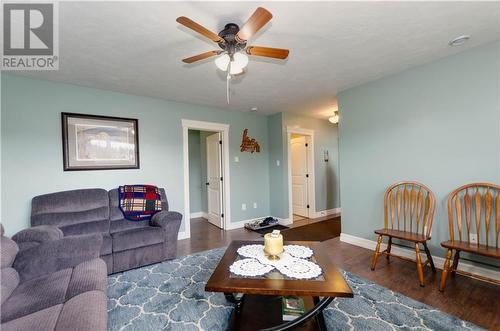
[447, 183, 500, 248]
[384, 181, 436, 238]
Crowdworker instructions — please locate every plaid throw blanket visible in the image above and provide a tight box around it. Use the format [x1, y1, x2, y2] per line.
[119, 185, 162, 221]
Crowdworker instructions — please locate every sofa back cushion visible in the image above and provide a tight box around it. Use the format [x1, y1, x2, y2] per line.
[31, 189, 110, 235]
[108, 188, 168, 233]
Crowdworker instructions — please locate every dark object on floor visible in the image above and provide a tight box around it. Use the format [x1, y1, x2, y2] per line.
[29, 188, 182, 274]
[1, 224, 107, 331]
[253, 224, 289, 235]
[280, 217, 341, 242]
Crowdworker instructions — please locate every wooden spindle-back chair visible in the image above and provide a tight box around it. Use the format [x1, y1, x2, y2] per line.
[371, 181, 437, 286]
[440, 183, 500, 291]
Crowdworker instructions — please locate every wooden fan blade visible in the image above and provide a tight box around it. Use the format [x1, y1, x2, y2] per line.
[182, 51, 220, 63]
[236, 7, 272, 42]
[246, 46, 289, 59]
[176, 16, 223, 43]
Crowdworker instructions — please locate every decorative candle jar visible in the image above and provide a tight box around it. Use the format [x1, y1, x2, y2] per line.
[264, 230, 284, 260]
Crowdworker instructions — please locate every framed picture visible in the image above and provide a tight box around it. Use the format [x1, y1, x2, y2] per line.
[61, 112, 139, 171]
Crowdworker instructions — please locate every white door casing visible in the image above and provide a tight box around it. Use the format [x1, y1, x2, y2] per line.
[206, 132, 223, 228]
[182, 119, 230, 239]
[291, 136, 308, 217]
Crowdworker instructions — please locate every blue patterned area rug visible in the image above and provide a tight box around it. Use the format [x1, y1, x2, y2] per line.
[107, 247, 483, 331]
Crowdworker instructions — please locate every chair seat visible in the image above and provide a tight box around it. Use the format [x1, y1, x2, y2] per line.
[441, 241, 500, 259]
[374, 229, 430, 242]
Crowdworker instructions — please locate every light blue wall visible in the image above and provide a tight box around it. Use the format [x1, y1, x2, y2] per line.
[199, 131, 212, 213]
[188, 130, 212, 215]
[338, 41, 500, 263]
[188, 130, 202, 214]
[267, 113, 287, 218]
[283, 113, 341, 212]
[1, 75, 271, 236]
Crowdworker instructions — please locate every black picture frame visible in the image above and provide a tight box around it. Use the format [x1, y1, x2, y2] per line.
[61, 112, 140, 171]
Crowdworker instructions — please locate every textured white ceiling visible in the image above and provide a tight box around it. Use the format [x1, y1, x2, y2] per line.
[8, 1, 500, 118]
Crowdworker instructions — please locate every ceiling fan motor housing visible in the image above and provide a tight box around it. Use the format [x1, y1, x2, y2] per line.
[218, 23, 247, 55]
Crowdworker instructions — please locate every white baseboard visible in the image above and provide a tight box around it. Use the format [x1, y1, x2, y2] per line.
[278, 217, 292, 226]
[190, 212, 208, 219]
[340, 233, 500, 281]
[177, 230, 189, 240]
[312, 207, 341, 219]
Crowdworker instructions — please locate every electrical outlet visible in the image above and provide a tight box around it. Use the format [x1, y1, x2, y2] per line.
[321, 211, 326, 216]
[253, 202, 257, 209]
[470, 233, 478, 244]
[241, 203, 246, 211]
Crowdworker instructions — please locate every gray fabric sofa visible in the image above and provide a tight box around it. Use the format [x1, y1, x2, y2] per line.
[31, 188, 182, 274]
[0, 224, 107, 331]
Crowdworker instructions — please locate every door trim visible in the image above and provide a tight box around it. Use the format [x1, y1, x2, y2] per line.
[182, 119, 230, 239]
[286, 126, 316, 222]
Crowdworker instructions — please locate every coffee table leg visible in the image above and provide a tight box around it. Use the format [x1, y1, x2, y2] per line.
[313, 297, 327, 331]
[225, 293, 244, 314]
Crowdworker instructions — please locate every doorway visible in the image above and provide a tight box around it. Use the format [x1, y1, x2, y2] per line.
[287, 127, 315, 222]
[182, 120, 230, 239]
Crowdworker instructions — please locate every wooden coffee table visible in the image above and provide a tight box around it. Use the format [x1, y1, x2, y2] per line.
[205, 240, 353, 331]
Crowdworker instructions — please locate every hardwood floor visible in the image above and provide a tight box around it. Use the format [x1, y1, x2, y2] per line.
[177, 216, 500, 330]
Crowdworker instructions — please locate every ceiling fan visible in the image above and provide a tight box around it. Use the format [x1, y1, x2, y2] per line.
[176, 7, 289, 77]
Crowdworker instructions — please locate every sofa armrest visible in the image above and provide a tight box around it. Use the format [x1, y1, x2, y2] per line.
[150, 211, 182, 228]
[12, 225, 64, 251]
[13, 233, 102, 282]
[150, 211, 182, 259]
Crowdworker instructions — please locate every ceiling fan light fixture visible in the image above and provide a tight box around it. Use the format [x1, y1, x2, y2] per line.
[215, 54, 231, 71]
[215, 52, 248, 73]
[229, 64, 244, 75]
[329, 112, 339, 124]
[233, 52, 249, 69]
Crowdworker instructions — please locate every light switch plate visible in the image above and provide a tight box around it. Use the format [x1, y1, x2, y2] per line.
[242, 203, 246, 211]
[276, 160, 280, 166]
[253, 202, 257, 209]
[234, 156, 239, 162]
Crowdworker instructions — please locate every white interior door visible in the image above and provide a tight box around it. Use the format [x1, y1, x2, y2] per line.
[291, 136, 309, 217]
[206, 132, 223, 228]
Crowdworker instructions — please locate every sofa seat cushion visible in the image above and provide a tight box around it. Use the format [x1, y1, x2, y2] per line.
[1, 304, 63, 331]
[112, 227, 164, 252]
[1, 268, 72, 322]
[101, 233, 112, 255]
[55, 290, 107, 331]
[110, 219, 150, 234]
[1, 268, 20, 305]
[66, 259, 107, 300]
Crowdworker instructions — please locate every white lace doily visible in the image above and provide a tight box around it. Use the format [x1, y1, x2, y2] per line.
[276, 258, 323, 279]
[230, 244, 322, 280]
[229, 258, 274, 277]
[237, 244, 265, 258]
[284, 245, 314, 259]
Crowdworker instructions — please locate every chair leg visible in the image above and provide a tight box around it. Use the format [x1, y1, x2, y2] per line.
[415, 243, 425, 287]
[451, 250, 460, 277]
[386, 237, 392, 262]
[440, 249, 453, 292]
[371, 235, 383, 270]
[423, 242, 436, 272]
